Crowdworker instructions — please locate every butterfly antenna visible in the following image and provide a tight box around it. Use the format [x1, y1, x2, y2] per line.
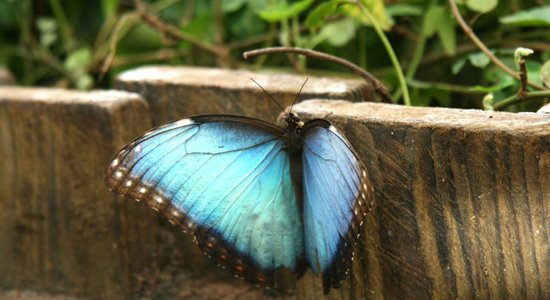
[289, 77, 308, 113]
[250, 78, 287, 115]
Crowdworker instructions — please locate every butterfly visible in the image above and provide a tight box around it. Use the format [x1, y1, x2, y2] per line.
[104, 82, 374, 294]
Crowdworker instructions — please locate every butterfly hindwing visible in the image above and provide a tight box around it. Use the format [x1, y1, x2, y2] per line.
[301, 119, 374, 293]
[105, 115, 305, 287]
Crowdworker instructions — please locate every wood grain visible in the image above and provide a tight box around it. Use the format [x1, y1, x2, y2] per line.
[293, 100, 550, 299]
[0, 88, 155, 298]
[2, 77, 548, 299]
[115, 65, 374, 125]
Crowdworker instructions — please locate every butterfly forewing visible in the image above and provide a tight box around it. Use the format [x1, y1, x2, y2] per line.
[301, 119, 374, 294]
[105, 115, 305, 287]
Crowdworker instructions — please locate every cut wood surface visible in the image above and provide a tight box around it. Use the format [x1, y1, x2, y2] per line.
[115, 65, 374, 125]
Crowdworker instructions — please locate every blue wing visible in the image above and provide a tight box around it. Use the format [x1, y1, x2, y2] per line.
[301, 120, 374, 293]
[105, 115, 305, 287]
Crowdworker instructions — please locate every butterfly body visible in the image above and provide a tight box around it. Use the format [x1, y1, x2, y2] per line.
[105, 113, 373, 294]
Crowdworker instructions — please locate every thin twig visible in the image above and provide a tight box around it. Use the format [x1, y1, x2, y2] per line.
[243, 47, 393, 103]
[99, 13, 138, 81]
[407, 78, 487, 94]
[227, 31, 276, 50]
[518, 58, 528, 99]
[493, 90, 550, 110]
[111, 49, 189, 67]
[135, 0, 228, 58]
[353, 0, 410, 105]
[448, 0, 546, 90]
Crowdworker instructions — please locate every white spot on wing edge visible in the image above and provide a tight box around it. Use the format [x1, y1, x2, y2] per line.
[328, 125, 339, 133]
[142, 118, 195, 138]
[114, 171, 123, 178]
[173, 118, 195, 127]
[111, 158, 119, 167]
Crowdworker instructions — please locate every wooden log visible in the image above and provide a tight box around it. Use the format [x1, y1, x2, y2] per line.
[0, 88, 155, 298]
[115, 65, 374, 125]
[292, 100, 550, 299]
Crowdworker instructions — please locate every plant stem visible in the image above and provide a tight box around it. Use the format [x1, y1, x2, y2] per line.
[393, 29, 427, 100]
[448, 0, 546, 90]
[493, 91, 550, 110]
[49, 0, 74, 51]
[407, 78, 487, 94]
[358, 27, 367, 70]
[213, 0, 228, 67]
[353, 0, 411, 106]
[243, 47, 393, 103]
[292, 16, 306, 72]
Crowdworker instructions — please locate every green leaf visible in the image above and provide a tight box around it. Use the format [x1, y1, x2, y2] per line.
[259, 0, 313, 22]
[228, 5, 266, 38]
[500, 6, 550, 27]
[64, 47, 92, 72]
[181, 13, 216, 44]
[452, 58, 467, 75]
[465, 0, 497, 13]
[386, 4, 422, 17]
[482, 93, 494, 111]
[437, 10, 456, 55]
[75, 73, 94, 90]
[305, 2, 338, 29]
[339, 0, 394, 31]
[36, 17, 58, 47]
[422, 5, 444, 37]
[321, 18, 356, 47]
[222, 0, 247, 13]
[541, 60, 550, 87]
[468, 52, 490, 68]
[64, 47, 93, 90]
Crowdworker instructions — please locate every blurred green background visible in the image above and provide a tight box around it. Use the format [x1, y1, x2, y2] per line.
[0, 0, 549, 111]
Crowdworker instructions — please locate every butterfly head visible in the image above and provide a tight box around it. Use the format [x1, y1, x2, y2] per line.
[282, 111, 304, 154]
[284, 111, 304, 131]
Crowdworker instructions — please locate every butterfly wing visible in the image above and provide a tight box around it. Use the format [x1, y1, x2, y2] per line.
[105, 115, 305, 287]
[301, 119, 374, 293]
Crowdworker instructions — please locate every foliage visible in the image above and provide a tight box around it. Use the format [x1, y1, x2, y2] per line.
[0, 0, 549, 111]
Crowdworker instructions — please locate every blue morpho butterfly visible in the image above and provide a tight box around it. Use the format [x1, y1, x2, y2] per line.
[104, 79, 374, 294]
